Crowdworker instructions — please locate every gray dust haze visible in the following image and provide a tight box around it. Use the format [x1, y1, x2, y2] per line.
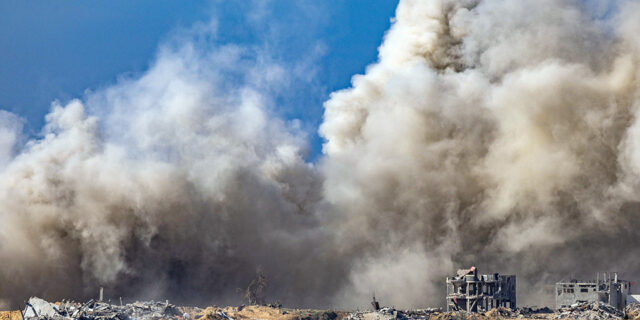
[2, 0, 640, 310]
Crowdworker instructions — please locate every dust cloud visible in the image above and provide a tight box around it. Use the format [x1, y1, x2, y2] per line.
[1, 0, 640, 310]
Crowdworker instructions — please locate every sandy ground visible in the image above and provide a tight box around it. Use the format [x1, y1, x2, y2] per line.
[197, 305, 346, 320]
[0, 311, 22, 320]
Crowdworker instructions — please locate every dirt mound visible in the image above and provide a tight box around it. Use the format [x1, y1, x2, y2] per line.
[197, 305, 342, 320]
[198, 306, 293, 320]
[0, 311, 22, 320]
[484, 307, 515, 318]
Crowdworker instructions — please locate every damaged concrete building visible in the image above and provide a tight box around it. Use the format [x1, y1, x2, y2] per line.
[446, 266, 516, 312]
[556, 272, 631, 311]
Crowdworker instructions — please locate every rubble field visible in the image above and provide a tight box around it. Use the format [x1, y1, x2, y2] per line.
[2, 297, 640, 320]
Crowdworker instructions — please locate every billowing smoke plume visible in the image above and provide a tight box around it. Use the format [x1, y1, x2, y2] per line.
[0, 26, 338, 308]
[2, 0, 640, 310]
[321, 0, 640, 308]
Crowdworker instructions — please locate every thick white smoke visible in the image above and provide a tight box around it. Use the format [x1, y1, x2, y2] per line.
[2, 0, 640, 310]
[0, 24, 337, 307]
[322, 0, 640, 308]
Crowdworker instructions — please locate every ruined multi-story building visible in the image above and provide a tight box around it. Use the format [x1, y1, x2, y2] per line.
[556, 273, 631, 311]
[446, 266, 516, 312]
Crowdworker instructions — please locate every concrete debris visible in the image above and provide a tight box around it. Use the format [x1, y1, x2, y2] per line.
[345, 305, 565, 320]
[484, 306, 549, 318]
[215, 311, 233, 320]
[24, 297, 60, 318]
[483, 306, 555, 319]
[22, 297, 185, 320]
[517, 306, 554, 318]
[518, 307, 553, 314]
[346, 307, 442, 320]
[626, 303, 640, 320]
[13, 298, 640, 320]
[555, 301, 623, 320]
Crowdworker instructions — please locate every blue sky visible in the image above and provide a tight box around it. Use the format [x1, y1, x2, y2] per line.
[0, 0, 399, 159]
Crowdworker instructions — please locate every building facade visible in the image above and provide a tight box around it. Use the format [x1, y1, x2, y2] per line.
[556, 273, 631, 311]
[446, 266, 516, 312]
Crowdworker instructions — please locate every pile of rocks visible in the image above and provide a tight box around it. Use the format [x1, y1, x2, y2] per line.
[555, 301, 623, 320]
[402, 308, 442, 319]
[23, 297, 185, 320]
[516, 306, 554, 319]
[625, 303, 640, 320]
[346, 307, 442, 320]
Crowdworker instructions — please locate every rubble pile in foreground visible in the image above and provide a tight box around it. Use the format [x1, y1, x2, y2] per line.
[22, 297, 186, 320]
[10, 297, 640, 320]
[555, 301, 623, 320]
[626, 303, 640, 320]
[346, 307, 442, 320]
[342, 304, 640, 320]
[345, 306, 555, 320]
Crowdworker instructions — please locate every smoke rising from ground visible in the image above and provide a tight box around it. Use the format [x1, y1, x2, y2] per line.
[0, 25, 337, 308]
[2, 0, 640, 310]
[321, 0, 640, 308]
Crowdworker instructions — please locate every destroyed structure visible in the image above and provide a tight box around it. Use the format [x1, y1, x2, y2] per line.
[22, 296, 185, 320]
[556, 272, 631, 311]
[446, 266, 516, 313]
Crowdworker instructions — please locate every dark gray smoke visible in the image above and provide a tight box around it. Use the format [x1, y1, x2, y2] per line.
[2, 0, 640, 310]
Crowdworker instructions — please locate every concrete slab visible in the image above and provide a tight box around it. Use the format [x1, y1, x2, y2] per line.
[23, 297, 59, 318]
